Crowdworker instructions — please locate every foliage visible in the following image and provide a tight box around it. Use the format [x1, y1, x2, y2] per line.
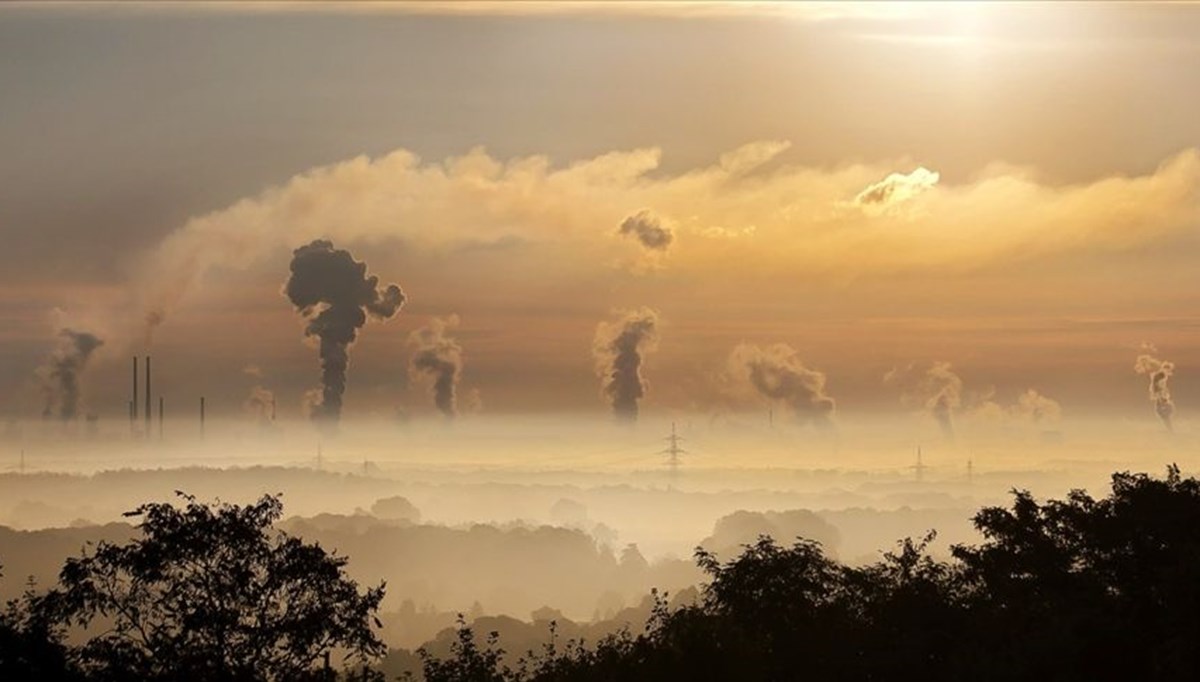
[11, 492, 387, 681]
[418, 466, 1200, 682]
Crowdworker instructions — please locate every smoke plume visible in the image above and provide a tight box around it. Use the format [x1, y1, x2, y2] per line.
[408, 315, 464, 417]
[617, 209, 674, 251]
[41, 329, 104, 421]
[244, 386, 275, 425]
[1134, 353, 1176, 431]
[884, 361, 962, 439]
[285, 239, 406, 428]
[593, 308, 660, 422]
[729, 343, 835, 426]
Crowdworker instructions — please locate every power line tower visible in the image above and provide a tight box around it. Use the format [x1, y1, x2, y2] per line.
[660, 422, 687, 486]
[911, 445, 928, 482]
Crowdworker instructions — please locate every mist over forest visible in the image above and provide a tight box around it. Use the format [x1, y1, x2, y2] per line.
[5, 1, 1200, 679]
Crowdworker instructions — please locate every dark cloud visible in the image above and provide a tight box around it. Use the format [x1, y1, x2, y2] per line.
[593, 308, 659, 422]
[617, 209, 674, 251]
[730, 343, 834, 426]
[285, 239, 405, 430]
[41, 329, 104, 421]
[1135, 353, 1175, 431]
[408, 316, 464, 418]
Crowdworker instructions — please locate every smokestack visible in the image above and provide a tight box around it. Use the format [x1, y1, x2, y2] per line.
[158, 396, 164, 441]
[144, 356, 152, 438]
[132, 357, 138, 421]
[200, 396, 206, 438]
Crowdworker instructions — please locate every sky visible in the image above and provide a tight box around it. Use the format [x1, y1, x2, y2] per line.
[2, 1, 1199, 427]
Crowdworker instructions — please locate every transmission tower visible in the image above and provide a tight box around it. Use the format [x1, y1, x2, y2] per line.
[660, 422, 688, 485]
[910, 445, 928, 482]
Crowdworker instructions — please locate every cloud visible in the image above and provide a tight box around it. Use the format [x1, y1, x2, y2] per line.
[617, 209, 674, 251]
[130, 142, 1200, 340]
[853, 166, 940, 212]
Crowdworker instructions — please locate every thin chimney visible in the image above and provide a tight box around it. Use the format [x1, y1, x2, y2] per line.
[200, 396, 205, 438]
[144, 356, 151, 438]
[132, 357, 138, 421]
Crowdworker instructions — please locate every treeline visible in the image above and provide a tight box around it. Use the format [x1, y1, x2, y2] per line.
[4, 466, 1200, 680]
[410, 466, 1200, 681]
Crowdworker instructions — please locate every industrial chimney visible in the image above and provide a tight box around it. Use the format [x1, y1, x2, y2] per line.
[144, 356, 151, 438]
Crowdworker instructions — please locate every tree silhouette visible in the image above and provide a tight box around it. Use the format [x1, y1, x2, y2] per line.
[0, 566, 78, 680]
[36, 493, 386, 681]
[415, 466, 1200, 682]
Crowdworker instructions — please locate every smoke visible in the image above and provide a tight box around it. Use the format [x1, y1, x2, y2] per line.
[728, 343, 835, 426]
[1009, 388, 1063, 424]
[968, 387, 1063, 426]
[244, 386, 276, 425]
[285, 239, 406, 429]
[884, 361, 962, 439]
[41, 329, 104, 421]
[408, 315, 464, 417]
[617, 209, 674, 251]
[1134, 353, 1175, 431]
[593, 308, 660, 422]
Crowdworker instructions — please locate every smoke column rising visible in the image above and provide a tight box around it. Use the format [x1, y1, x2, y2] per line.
[41, 329, 104, 421]
[884, 361, 963, 439]
[244, 386, 276, 425]
[285, 240, 405, 429]
[408, 315, 464, 417]
[593, 308, 660, 422]
[1135, 353, 1176, 431]
[729, 343, 835, 426]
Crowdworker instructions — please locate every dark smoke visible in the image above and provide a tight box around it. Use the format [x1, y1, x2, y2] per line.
[1135, 353, 1175, 431]
[884, 361, 962, 439]
[285, 240, 405, 428]
[42, 329, 104, 421]
[593, 308, 659, 422]
[617, 209, 674, 251]
[730, 344, 835, 426]
[408, 316, 463, 417]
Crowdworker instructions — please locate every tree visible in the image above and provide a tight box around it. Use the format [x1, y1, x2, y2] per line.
[0, 566, 78, 680]
[37, 493, 387, 681]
